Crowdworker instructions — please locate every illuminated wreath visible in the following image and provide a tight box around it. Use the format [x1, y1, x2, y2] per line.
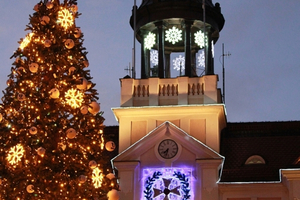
[144, 170, 191, 200]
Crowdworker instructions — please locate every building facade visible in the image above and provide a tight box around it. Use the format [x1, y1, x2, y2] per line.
[110, 0, 300, 199]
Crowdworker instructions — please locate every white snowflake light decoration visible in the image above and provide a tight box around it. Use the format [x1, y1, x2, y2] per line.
[194, 30, 207, 48]
[92, 167, 104, 188]
[145, 32, 156, 50]
[165, 27, 182, 44]
[173, 55, 185, 72]
[150, 50, 158, 65]
[65, 88, 84, 109]
[20, 33, 34, 50]
[197, 50, 205, 68]
[57, 8, 74, 29]
[7, 144, 25, 165]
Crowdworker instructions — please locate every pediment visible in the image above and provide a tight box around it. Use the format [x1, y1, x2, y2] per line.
[112, 121, 223, 162]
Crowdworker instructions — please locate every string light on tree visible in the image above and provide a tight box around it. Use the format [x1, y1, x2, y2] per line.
[20, 33, 34, 50]
[165, 26, 182, 44]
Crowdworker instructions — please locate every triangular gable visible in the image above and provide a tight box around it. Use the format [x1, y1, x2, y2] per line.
[112, 121, 223, 162]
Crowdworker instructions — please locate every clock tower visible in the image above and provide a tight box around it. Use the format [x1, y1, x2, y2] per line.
[112, 0, 225, 199]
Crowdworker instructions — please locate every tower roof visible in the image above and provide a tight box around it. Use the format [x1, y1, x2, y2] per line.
[130, 0, 225, 35]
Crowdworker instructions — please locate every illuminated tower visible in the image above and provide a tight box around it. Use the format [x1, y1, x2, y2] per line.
[112, 0, 226, 199]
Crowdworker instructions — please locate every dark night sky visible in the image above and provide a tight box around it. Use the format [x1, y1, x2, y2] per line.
[0, 1, 299, 125]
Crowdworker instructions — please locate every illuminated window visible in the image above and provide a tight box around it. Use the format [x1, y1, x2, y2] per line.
[245, 155, 266, 165]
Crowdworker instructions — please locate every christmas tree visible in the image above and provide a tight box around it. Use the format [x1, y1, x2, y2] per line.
[0, 0, 119, 199]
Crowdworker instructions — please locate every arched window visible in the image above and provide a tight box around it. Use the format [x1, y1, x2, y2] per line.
[245, 155, 266, 165]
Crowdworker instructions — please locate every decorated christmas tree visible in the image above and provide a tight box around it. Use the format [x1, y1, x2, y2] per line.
[0, 0, 119, 199]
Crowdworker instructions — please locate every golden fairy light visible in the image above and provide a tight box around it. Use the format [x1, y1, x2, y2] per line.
[65, 88, 84, 108]
[57, 8, 74, 29]
[7, 144, 25, 165]
[20, 33, 34, 50]
[92, 167, 104, 188]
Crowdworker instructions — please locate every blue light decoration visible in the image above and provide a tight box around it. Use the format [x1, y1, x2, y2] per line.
[143, 168, 193, 200]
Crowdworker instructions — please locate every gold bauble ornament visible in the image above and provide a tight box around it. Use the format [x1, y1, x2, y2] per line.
[105, 141, 116, 152]
[106, 173, 115, 180]
[66, 128, 77, 139]
[6, 79, 13, 86]
[80, 105, 88, 115]
[29, 63, 39, 73]
[107, 189, 119, 200]
[46, 1, 54, 9]
[68, 66, 76, 75]
[40, 16, 50, 25]
[34, 4, 40, 12]
[76, 77, 88, 90]
[65, 39, 75, 49]
[17, 93, 26, 101]
[0, 113, 2, 122]
[71, 5, 78, 13]
[74, 27, 82, 38]
[44, 39, 52, 47]
[78, 175, 87, 183]
[49, 88, 60, 99]
[29, 126, 38, 135]
[37, 147, 46, 157]
[89, 160, 97, 169]
[16, 67, 26, 75]
[26, 185, 35, 193]
[88, 102, 100, 115]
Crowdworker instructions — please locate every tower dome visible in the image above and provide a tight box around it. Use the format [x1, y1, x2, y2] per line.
[130, 0, 225, 78]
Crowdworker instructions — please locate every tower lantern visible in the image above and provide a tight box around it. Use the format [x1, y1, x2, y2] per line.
[130, 0, 225, 78]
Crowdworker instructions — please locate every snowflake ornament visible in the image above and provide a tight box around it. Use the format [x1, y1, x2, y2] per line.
[150, 50, 158, 65]
[165, 27, 182, 44]
[145, 32, 156, 50]
[173, 55, 185, 72]
[194, 30, 207, 48]
[65, 88, 84, 109]
[197, 50, 205, 68]
[92, 167, 104, 189]
[7, 144, 25, 165]
[57, 8, 74, 29]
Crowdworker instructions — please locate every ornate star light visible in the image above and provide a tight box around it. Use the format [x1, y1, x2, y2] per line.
[7, 144, 25, 165]
[197, 50, 205, 68]
[173, 55, 185, 72]
[153, 178, 181, 199]
[57, 8, 74, 29]
[194, 30, 207, 48]
[145, 32, 156, 50]
[20, 33, 34, 50]
[65, 88, 84, 109]
[92, 167, 104, 188]
[150, 50, 158, 65]
[165, 27, 182, 44]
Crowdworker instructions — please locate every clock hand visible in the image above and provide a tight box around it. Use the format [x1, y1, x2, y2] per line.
[163, 148, 169, 157]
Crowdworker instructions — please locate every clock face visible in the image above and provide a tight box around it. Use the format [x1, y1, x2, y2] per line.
[158, 139, 178, 159]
